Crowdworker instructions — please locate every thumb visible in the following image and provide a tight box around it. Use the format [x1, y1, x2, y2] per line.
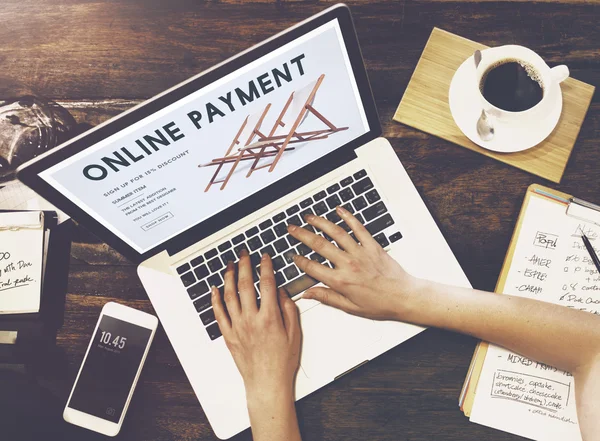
[303, 287, 357, 313]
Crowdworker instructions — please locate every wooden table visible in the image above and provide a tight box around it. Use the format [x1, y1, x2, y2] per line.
[1, 1, 598, 440]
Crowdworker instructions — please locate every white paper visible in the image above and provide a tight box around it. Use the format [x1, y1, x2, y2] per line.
[470, 194, 600, 441]
[0, 180, 69, 223]
[0, 212, 45, 314]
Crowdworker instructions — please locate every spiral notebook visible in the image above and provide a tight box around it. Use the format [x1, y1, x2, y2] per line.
[460, 184, 600, 440]
[0, 211, 47, 315]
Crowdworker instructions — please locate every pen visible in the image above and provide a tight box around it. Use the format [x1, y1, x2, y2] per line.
[581, 234, 600, 274]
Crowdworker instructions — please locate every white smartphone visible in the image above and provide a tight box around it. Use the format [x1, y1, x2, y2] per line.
[63, 302, 158, 436]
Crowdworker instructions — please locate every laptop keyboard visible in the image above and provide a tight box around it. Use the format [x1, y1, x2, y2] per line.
[175, 169, 402, 341]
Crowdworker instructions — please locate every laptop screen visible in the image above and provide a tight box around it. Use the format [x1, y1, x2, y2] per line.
[40, 18, 370, 253]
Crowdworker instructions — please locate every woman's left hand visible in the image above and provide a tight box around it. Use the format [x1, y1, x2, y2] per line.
[211, 250, 301, 403]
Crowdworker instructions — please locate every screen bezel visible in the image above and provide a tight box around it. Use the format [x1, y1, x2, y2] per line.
[63, 302, 158, 436]
[17, 5, 381, 263]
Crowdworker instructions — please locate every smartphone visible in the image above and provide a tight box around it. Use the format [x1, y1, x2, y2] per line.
[63, 302, 158, 436]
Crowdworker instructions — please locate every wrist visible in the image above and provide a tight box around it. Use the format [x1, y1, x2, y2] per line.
[246, 384, 295, 413]
[392, 275, 434, 324]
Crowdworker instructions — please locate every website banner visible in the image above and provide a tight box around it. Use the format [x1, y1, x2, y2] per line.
[41, 19, 369, 253]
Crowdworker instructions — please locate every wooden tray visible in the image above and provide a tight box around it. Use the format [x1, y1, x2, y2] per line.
[393, 28, 595, 183]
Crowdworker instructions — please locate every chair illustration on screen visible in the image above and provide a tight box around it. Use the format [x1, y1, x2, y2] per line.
[199, 74, 348, 192]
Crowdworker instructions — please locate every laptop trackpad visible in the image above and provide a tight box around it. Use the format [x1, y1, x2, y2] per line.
[299, 303, 382, 379]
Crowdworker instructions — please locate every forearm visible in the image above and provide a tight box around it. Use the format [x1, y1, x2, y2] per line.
[404, 278, 600, 374]
[246, 388, 302, 441]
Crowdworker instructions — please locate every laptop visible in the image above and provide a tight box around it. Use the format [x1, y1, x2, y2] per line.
[17, 5, 470, 439]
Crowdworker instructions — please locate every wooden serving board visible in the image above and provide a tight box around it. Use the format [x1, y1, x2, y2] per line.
[393, 28, 595, 183]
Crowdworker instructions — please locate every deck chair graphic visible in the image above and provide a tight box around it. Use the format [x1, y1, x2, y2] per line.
[198, 104, 291, 192]
[240, 74, 348, 178]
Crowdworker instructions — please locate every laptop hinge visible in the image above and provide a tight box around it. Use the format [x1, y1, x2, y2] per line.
[334, 360, 369, 381]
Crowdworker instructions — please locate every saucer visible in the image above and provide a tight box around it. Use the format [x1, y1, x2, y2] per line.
[448, 53, 563, 153]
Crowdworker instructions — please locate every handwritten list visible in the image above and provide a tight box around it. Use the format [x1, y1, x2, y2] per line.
[470, 194, 599, 441]
[0, 212, 45, 314]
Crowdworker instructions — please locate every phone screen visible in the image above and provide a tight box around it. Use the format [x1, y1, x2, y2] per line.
[68, 315, 153, 423]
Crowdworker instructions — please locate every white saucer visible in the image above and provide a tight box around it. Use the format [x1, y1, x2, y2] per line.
[448, 53, 563, 153]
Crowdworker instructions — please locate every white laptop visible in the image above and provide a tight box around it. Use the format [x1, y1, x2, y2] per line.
[18, 5, 470, 439]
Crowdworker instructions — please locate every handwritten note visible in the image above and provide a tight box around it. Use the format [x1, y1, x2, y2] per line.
[470, 194, 599, 441]
[0, 212, 45, 314]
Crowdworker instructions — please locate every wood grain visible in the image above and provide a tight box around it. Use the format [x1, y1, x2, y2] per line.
[1, 1, 599, 440]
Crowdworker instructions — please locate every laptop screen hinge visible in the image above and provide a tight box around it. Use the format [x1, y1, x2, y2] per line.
[334, 360, 369, 381]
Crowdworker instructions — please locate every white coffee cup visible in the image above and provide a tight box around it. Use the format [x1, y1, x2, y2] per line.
[475, 45, 569, 128]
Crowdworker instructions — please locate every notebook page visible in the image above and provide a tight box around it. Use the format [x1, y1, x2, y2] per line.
[0, 212, 45, 314]
[470, 194, 599, 441]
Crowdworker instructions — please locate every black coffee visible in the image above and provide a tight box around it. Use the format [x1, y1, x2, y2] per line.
[481, 60, 543, 112]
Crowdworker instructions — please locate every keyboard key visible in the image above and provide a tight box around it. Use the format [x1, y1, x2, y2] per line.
[339, 188, 354, 202]
[221, 250, 236, 266]
[272, 256, 285, 271]
[204, 248, 218, 259]
[355, 212, 365, 224]
[191, 255, 204, 267]
[374, 232, 390, 248]
[309, 253, 326, 263]
[283, 265, 299, 281]
[200, 308, 215, 325]
[287, 215, 302, 226]
[313, 190, 327, 201]
[187, 280, 210, 300]
[300, 197, 313, 208]
[194, 264, 209, 280]
[207, 273, 223, 288]
[365, 214, 395, 236]
[176, 263, 190, 274]
[286, 205, 300, 215]
[274, 222, 288, 237]
[300, 208, 314, 220]
[208, 257, 223, 273]
[340, 176, 354, 187]
[338, 221, 351, 233]
[341, 203, 354, 214]
[180, 271, 196, 287]
[302, 224, 316, 234]
[260, 229, 276, 244]
[273, 212, 286, 223]
[274, 238, 289, 253]
[325, 194, 342, 210]
[326, 211, 342, 223]
[234, 243, 248, 256]
[247, 236, 263, 251]
[250, 252, 261, 266]
[389, 232, 403, 243]
[218, 241, 231, 252]
[288, 234, 300, 245]
[363, 201, 388, 222]
[352, 177, 373, 195]
[352, 196, 367, 211]
[353, 169, 367, 180]
[260, 245, 276, 257]
[245, 226, 259, 238]
[296, 244, 311, 256]
[275, 272, 285, 286]
[194, 293, 212, 313]
[282, 274, 318, 297]
[326, 183, 340, 194]
[313, 201, 327, 216]
[206, 322, 222, 340]
[365, 189, 381, 204]
[259, 219, 273, 230]
[232, 234, 245, 245]
[283, 250, 296, 265]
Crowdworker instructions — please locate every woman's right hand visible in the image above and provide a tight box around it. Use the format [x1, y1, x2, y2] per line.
[287, 205, 426, 321]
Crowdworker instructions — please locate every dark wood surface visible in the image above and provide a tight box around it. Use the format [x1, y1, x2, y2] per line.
[1, 1, 598, 440]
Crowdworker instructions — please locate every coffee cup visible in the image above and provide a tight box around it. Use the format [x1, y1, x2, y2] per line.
[475, 45, 569, 129]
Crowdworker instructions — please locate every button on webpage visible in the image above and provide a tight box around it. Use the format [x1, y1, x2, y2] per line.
[141, 211, 174, 231]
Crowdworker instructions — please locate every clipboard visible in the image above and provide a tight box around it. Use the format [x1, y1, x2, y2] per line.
[459, 184, 600, 416]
